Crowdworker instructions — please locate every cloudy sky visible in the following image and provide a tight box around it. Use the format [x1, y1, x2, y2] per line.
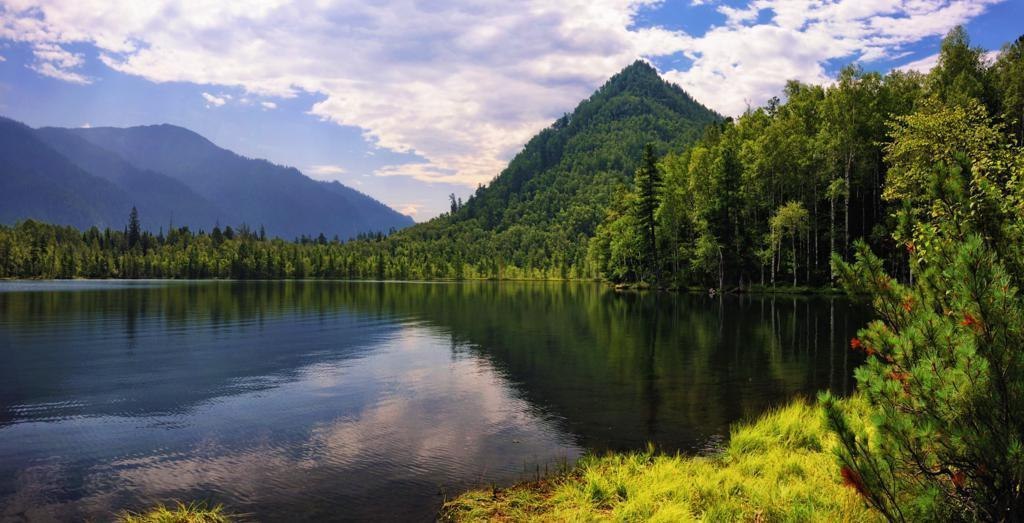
[0, 0, 1020, 220]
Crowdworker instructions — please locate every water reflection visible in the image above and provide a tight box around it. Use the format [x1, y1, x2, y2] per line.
[0, 281, 866, 521]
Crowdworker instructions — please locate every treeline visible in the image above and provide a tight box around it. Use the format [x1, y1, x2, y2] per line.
[0, 215, 570, 280]
[589, 28, 1024, 289]
[0, 210, 402, 280]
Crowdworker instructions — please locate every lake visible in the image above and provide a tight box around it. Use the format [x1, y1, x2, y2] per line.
[0, 281, 868, 521]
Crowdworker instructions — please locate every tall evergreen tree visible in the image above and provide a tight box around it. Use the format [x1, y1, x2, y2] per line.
[127, 206, 141, 250]
[634, 144, 662, 283]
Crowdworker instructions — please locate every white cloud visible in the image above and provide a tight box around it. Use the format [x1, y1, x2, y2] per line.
[895, 49, 1000, 73]
[397, 203, 423, 218]
[664, 0, 1003, 116]
[0, 54, 5, 61]
[895, 52, 941, 72]
[260, 100, 276, 110]
[305, 164, 346, 181]
[201, 91, 226, 107]
[0, 0, 1004, 186]
[28, 42, 89, 83]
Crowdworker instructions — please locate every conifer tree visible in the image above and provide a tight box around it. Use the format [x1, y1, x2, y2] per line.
[127, 206, 141, 250]
[821, 153, 1024, 521]
[635, 143, 662, 283]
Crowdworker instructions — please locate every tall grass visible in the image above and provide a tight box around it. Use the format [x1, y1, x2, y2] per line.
[441, 398, 876, 522]
[116, 501, 235, 523]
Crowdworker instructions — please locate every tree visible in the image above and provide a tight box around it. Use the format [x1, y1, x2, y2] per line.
[993, 35, 1024, 146]
[928, 26, 993, 110]
[822, 154, 1024, 521]
[127, 206, 141, 251]
[883, 99, 1009, 211]
[634, 143, 662, 282]
[769, 201, 809, 286]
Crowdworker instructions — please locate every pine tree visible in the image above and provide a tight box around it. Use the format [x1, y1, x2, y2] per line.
[634, 143, 662, 283]
[821, 154, 1024, 520]
[127, 206, 141, 250]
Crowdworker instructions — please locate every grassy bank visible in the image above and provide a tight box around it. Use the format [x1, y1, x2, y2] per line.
[116, 501, 234, 523]
[441, 398, 875, 522]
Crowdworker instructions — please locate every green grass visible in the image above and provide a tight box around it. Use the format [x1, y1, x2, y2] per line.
[440, 398, 877, 522]
[116, 501, 235, 523]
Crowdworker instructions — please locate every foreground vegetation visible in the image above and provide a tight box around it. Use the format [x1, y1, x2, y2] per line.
[116, 501, 233, 523]
[442, 399, 875, 522]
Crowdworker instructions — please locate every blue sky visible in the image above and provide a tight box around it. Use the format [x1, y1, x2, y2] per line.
[1, 1, 1021, 220]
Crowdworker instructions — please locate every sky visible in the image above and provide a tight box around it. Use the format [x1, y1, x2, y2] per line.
[0, 1, 1021, 221]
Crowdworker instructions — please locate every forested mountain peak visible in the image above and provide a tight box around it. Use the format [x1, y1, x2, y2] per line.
[373, 61, 721, 277]
[593, 60, 712, 118]
[450, 59, 719, 234]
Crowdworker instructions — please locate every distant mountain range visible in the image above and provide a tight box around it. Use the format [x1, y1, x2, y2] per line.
[0, 117, 413, 239]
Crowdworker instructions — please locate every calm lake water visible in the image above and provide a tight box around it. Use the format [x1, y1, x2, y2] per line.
[0, 281, 868, 522]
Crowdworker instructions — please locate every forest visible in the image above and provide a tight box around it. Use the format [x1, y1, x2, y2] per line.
[1, 28, 1022, 288]
[590, 27, 1024, 289]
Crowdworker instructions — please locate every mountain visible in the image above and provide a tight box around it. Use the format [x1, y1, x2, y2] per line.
[33, 127, 227, 231]
[377, 60, 722, 276]
[64, 124, 414, 239]
[0, 117, 131, 229]
[0, 116, 413, 239]
[460, 60, 721, 234]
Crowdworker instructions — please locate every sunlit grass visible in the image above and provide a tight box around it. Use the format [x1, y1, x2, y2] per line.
[116, 501, 235, 523]
[441, 398, 877, 522]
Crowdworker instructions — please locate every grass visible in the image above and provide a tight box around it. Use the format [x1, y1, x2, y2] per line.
[116, 501, 235, 523]
[440, 398, 877, 522]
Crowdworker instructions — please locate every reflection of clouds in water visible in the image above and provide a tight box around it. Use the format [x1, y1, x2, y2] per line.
[1, 324, 579, 520]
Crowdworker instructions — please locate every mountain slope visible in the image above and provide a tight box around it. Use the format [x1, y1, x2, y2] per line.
[34, 127, 228, 230]
[461, 60, 721, 234]
[0, 117, 131, 229]
[67, 124, 414, 239]
[378, 60, 721, 276]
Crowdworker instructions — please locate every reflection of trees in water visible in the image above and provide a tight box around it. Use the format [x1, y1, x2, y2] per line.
[0, 282, 867, 451]
[0, 282, 400, 425]
[321, 282, 869, 452]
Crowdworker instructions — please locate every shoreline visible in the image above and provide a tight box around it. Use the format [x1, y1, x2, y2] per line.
[0, 277, 848, 296]
[439, 397, 872, 522]
[119, 398, 871, 522]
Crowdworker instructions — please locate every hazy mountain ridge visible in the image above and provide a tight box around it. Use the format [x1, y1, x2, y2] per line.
[0, 117, 132, 230]
[0, 119, 413, 239]
[67, 124, 414, 239]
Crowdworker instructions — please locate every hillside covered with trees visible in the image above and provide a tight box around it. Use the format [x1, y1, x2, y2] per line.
[590, 28, 1024, 290]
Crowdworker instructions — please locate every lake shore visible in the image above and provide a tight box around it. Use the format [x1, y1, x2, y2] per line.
[440, 398, 873, 522]
[120, 398, 873, 522]
[0, 276, 847, 296]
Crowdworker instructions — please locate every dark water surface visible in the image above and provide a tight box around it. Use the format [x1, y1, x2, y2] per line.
[0, 281, 868, 521]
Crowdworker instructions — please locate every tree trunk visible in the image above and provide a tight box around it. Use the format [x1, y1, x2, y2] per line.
[830, 193, 836, 281]
[844, 152, 852, 255]
[792, 231, 797, 287]
[718, 245, 724, 291]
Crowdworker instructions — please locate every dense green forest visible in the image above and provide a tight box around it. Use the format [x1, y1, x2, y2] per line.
[2, 28, 1022, 285]
[590, 27, 1024, 289]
